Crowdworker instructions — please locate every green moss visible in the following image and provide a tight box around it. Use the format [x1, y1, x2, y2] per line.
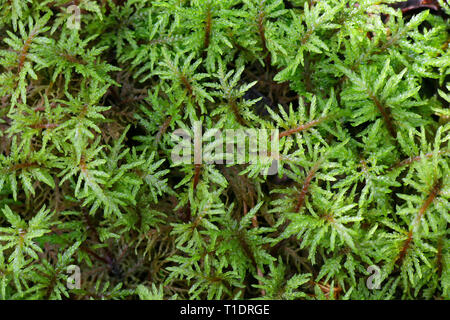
[0, 0, 448, 300]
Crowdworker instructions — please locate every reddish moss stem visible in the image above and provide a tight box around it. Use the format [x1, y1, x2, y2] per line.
[390, 150, 447, 170]
[193, 164, 202, 191]
[368, 92, 396, 139]
[17, 27, 39, 73]
[204, 4, 212, 51]
[257, 5, 271, 67]
[155, 116, 172, 144]
[437, 237, 443, 276]
[7, 162, 38, 172]
[295, 161, 321, 212]
[230, 98, 247, 126]
[180, 74, 193, 97]
[396, 179, 442, 265]
[279, 115, 329, 139]
[28, 123, 59, 129]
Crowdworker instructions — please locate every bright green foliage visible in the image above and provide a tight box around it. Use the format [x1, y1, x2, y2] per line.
[0, 0, 449, 300]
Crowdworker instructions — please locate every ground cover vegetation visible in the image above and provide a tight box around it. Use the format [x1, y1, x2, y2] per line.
[0, 0, 448, 300]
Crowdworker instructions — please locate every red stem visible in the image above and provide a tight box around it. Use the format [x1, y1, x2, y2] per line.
[396, 179, 442, 265]
[368, 92, 396, 139]
[279, 116, 329, 139]
[204, 4, 212, 51]
[295, 160, 321, 212]
[257, 4, 271, 66]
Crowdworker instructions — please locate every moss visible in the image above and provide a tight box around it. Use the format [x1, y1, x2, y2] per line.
[0, 0, 448, 300]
